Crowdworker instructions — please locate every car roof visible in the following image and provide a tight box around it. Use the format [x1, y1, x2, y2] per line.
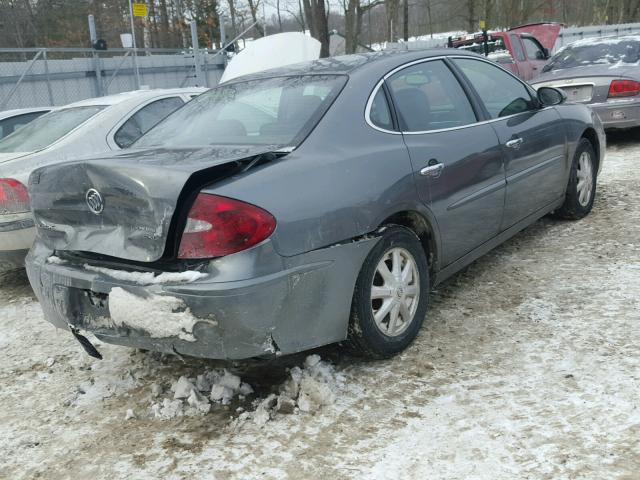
[224, 49, 479, 84]
[0, 107, 54, 119]
[60, 87, 207, 109]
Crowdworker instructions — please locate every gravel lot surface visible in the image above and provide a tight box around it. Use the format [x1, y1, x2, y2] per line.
[1, 131, 639, 480]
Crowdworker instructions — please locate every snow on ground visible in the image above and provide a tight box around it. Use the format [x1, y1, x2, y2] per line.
[1, 131, 640, 479]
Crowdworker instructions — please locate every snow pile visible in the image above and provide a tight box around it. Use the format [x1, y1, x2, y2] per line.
[150, 369, 253, 420]
[487, 50, 514, 63]
[46, 256, 66, 265]
[235, 355, 345, 427]
[147, 355, 343, 423]
[108, 287, 201, 342]
[84, 264, 207, 285]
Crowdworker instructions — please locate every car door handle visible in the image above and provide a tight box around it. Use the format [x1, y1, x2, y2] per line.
[505, 137, 524, 149]
[420, 162, 444, 178]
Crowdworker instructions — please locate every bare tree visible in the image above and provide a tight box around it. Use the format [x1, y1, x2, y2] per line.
[227, 0, 238, 37]
[302, 0, 330, 56]
[247, 0, 266, 36]
[344, 0, 383, 53]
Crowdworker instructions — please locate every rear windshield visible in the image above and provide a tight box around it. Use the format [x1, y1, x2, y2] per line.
[0, 106, 104, 153]
[135, 74, 346, 148]
[544, 38, 640, 71]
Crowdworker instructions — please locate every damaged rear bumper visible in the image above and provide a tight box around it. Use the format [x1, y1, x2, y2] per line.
[25, 237, 378, 360]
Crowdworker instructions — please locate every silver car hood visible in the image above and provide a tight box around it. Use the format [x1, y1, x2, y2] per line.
[28, 145, 285, 263]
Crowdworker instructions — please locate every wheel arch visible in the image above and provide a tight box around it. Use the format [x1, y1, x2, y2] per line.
[581, 127, 600, 171]
[379, 209, 440, 279]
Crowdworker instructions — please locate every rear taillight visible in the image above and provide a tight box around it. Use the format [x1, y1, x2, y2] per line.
[177, 193, 276, 259]
[0, 178, 29, 214]
[608, 79, 640, 98]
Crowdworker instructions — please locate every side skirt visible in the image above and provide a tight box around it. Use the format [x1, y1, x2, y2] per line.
[433, 197, 565, 286]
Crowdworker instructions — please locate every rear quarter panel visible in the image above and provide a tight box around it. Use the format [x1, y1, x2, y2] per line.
[205, 73, 432, 258]
[553, 103, 606, 172]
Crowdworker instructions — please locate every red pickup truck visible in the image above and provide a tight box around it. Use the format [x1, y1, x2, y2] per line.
[448, 23, 562, 81]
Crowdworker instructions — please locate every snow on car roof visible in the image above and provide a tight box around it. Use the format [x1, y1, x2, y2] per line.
[568, 35, 640, 48]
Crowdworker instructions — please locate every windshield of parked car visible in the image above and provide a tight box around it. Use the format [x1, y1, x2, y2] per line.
[0, 106, 104, 153]
[135, 75, 347, 148]
[543, 38, 640, 71]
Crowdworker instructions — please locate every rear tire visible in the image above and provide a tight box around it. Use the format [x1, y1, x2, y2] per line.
[347, 226, 430, 358]
[553, 138, 597, 220]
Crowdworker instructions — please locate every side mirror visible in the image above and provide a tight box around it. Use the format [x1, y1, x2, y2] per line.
[542, 47, 550, 59]
[537, 86, 566, 106]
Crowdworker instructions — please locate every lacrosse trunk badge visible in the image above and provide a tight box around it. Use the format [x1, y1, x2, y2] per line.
[85, 188, 104, 214]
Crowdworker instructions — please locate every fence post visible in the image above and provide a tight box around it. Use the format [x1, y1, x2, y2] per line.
[42, 49, 55, 105]
[88, 14, 104, 96]
[190, 21, 202, 86]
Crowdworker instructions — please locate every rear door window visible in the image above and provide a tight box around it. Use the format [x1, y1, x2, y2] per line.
[387, 60, 477, 132]
[369, 88, 394, 131]
[135, 75, 347, 148]
[115, 97, 185, 148]
[0, 111, 48, 139]
[0, 106, 104, 153]
[510, 35, 526, 61]
[453, 58, 536, 119]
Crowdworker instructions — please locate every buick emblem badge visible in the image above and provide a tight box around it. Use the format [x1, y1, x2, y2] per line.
[85, 188, 104, 214]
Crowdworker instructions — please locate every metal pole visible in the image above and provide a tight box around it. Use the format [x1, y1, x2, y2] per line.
[128, 0, 141, 89]
[88, 15, 103, 96]
[220, 15, 226, 49]
[88, 14, 98, 45]
[42, 50, 55, 105]
[219, 14, 227, 69]
[190, 21, 202, 86]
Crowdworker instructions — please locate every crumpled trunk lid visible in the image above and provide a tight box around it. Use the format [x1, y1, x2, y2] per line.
[29, 145, 282, 262]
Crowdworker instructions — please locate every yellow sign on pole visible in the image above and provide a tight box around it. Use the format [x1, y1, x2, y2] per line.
[132, 3, 148, 17]
[479, 20, 486, 29]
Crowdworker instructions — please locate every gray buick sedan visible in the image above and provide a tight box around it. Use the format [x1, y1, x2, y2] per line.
[26, 50, 605, 361]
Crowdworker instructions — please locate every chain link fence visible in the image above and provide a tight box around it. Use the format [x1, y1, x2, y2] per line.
[0, 48, 225, 111]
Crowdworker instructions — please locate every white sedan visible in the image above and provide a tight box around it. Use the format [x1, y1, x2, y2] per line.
[0, 107, 53, 139]
[0, 87, 206, 269]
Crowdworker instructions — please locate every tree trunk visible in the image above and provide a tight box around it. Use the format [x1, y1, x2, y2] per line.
[402, 0, 408, 41]
[227, 0, 237, 37]
[302, 0, 317, 38]
[247, 0, 265, 36]
[467, 0, 476, 32]
[385, 0, 400, 42]
[302, 0, 329, 56]
[298, 0, 307, 32]
[314, 0, 330, 57]
[159, 0, 170, 47]
[345, 0, 358, 54]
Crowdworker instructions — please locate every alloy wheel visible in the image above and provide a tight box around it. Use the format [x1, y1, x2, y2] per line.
[371, 247, 420, 337]
[577, 151, 594, 207]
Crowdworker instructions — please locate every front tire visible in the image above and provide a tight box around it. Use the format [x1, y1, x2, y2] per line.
[554, 138, 597, 220]
[347, 226, 430, 358]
